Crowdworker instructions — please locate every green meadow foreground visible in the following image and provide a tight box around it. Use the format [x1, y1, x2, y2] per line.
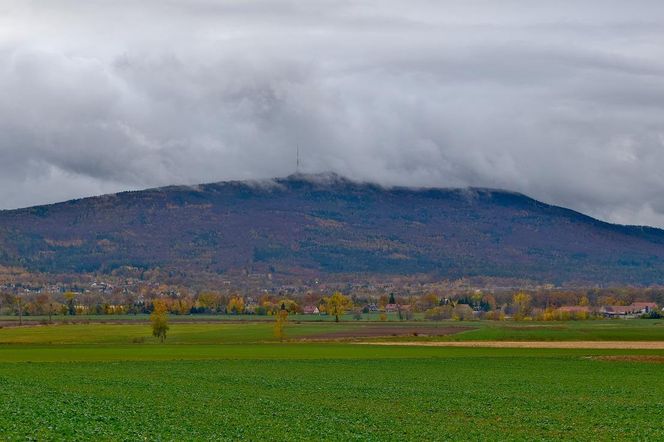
[1, 321, 663, 440]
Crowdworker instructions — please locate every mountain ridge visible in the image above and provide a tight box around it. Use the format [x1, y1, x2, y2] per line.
[1, 173, 663, 285]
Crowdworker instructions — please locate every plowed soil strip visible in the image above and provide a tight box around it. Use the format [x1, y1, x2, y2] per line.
[359, 341, 664, 349]
[309, 326, 471, 339]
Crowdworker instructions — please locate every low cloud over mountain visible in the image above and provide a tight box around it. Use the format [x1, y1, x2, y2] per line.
[2, 1, 664, 226]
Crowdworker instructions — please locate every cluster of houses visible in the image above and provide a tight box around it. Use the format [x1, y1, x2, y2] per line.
[300, 301, 661, 319]
[599, 302, 659, 318]
[558, 302, 659, 318]
[301, 303, 413, 315]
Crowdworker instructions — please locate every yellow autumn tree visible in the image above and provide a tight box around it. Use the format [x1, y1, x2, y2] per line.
[227, 296, 245, 315]
[172, 296, 193, 315]
[274, 303, 289, 341]
[198, 291, 223, 313]
[542, 306, 556, 321]
[150, 299, 169, 343]
[64, 291, 76, 315]
[322, 292, 353, 322]
[15, 295, 23, 326]
[512, 292, 532, 321]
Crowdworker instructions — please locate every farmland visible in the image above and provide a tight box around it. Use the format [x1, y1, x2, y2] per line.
[2, 318, 664, 344]
[1, 320, 663, 440]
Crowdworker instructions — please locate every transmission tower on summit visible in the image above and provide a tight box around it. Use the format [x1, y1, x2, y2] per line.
[296, 144, 301, 173]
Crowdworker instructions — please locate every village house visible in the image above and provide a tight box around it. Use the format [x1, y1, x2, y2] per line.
[630, 302, 658, 313]
[384, 303, 399, 313]
[303, 305, 320, 315]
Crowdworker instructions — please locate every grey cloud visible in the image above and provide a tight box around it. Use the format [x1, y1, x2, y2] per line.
[1, 0, 664, 227]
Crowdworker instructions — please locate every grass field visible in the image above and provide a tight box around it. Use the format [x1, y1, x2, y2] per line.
[413, 319, 664, 342]
[0, 312, 409, 324]
[1, 320, 663, 440]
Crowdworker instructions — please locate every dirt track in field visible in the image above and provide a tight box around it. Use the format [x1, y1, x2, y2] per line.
[359, 341, 664, 349]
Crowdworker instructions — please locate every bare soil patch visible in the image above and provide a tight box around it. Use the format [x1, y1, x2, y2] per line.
[507, 326, 567, 331]
[310, 325, 471, 339]
[359, 341, 664, 349]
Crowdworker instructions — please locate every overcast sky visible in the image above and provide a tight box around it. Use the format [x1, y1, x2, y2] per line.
[2, 1, 664, 227]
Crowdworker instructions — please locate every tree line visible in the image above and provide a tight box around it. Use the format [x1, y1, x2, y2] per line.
[1, 286, 662, 322]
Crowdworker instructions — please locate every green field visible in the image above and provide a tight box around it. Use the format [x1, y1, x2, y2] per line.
[409, 319, 664, 342]
[0, 320, 663, 440]
[0, 312, 409, 324]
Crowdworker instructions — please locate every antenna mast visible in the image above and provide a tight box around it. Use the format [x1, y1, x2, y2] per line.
[296, 144, 300, 173]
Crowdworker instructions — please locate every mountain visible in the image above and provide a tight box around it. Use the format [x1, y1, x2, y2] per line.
[0, 172, 663, 286]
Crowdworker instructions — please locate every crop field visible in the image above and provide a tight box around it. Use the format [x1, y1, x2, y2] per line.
[0, 320, 663, 440]
[399, 319, 664, 342]
[1, 318, 664, 344]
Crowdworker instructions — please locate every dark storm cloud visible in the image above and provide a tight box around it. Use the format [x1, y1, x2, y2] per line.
[1, 0, 664, 226]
